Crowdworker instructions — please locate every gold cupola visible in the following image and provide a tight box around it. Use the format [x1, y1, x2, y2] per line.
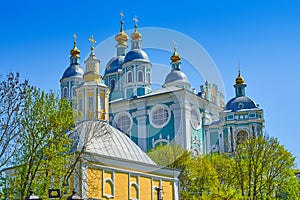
[115, 13, 129, 46]
[70, 33, 80, 58]
[235, 69, 245, 85]
[131, 16, 142, 40]
[170, 42, 181, 62]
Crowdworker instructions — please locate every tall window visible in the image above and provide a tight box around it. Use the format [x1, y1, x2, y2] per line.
[127, 71, 133, 83]
[72, 87, 76, 97]
[137, 70, 143, 82]
[238, 87, 242, 95]
[147, 72, 151, 83]
[63, 87, 68, 98]
[88, 97, 93, 110]
[110, 79, 116, 91]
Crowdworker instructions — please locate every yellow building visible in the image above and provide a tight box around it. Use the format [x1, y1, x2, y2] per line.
[70, 120, 180, 200]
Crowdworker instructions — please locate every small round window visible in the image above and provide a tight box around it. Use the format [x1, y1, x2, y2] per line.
[238, 102, 244, 109]
[190, 107, 202, 130]
[114, 112, 133, 133]
[149, 104, 171, 128]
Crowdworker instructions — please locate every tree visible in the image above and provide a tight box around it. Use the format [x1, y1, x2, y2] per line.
[233, 136, 299, 199]
[9, 87, 76, 199]
[0, 72, 29, 170]
[147, 142, 189, 168]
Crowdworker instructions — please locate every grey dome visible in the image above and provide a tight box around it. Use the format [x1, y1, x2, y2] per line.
[105, 56, 124, 75]
[70, 120, 156, 165]
[225, 96, 258, 112]
[62, 64, 84, 79]
[124, 49, 149, 63]
[164, 70, 188, 85]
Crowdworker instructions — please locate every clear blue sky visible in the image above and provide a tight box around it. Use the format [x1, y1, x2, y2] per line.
[1, 0, 300, 165]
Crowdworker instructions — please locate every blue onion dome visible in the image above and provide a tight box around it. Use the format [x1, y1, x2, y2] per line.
[164, 70, 188, 84]
[104, 56, 125, 75]
[62, 64, 84, 79]
[124, 49, 149, 63]
[225, 96, 258, 112]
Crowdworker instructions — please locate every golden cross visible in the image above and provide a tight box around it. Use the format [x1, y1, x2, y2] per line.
[88, 35, 96, 47]
[133, 16, 139, 27]
[173, 40, 177, 52]
[73, 33, 77, 43]
[120, 11, 124, 21]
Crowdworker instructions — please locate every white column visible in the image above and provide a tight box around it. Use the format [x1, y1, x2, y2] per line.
[136, 115, 147, 151]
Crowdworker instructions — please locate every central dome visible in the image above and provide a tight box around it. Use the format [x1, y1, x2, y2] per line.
[104, 56, 124, 75]
[124, 49, 149, 63]
[225, 96, 258, 112]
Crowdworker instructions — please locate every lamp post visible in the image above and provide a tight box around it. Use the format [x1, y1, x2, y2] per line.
[25, 190, 41, 200]
[67, 189, 83, 200]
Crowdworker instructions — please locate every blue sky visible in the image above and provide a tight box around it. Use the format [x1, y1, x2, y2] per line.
[1, 0, 300, 165]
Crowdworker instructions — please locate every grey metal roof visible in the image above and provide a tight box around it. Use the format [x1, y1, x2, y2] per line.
[164, 69, 188, 85]
[69, 120, 156, 165]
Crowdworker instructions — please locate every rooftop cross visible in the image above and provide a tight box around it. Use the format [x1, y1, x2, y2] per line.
[173, 40, 177, 52]
[88, 35, 96, 47]
[133, 16, 139, 28]
[120, 11, 124, 21]
[73, 33, 77, 43]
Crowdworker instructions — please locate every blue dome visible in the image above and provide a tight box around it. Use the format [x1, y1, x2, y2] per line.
[62, 64, 84, 79]
[124, 49, 149, 63]
[104, 56, 124, 75]
[225, 96, 258, 112]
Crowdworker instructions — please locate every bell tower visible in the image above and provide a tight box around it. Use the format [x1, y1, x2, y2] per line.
[76, 35, 109, 121]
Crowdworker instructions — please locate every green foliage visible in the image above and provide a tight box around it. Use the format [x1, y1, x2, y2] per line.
[178, 136, 299, 199]
[147, 143, 190, 168]
[8, 87, 76, 199]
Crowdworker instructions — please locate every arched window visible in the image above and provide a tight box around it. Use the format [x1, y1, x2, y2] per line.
[127, 71, 133, 83]
[63, 87, 68, 98]
[137, 70, 143, 82]
[110, 79, 116, 91]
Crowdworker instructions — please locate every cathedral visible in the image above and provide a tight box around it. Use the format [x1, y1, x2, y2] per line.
[60, 17, 265, 156]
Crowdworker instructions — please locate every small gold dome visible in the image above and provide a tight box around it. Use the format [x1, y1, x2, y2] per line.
[170, 44, 181, 62]
[115, 20, 129, 45]
[115, 31, 129, 44]
[131, 30, 141, 40]
[70, 41, 80, 58]
[235, 70, 245, 84]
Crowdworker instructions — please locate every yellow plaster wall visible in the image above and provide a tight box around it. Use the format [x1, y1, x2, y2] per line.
[139, 176, 152, 200]
[114, 172, 129, 199]
[162, 180, 174, 200]
[87, 168, 175, 200]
